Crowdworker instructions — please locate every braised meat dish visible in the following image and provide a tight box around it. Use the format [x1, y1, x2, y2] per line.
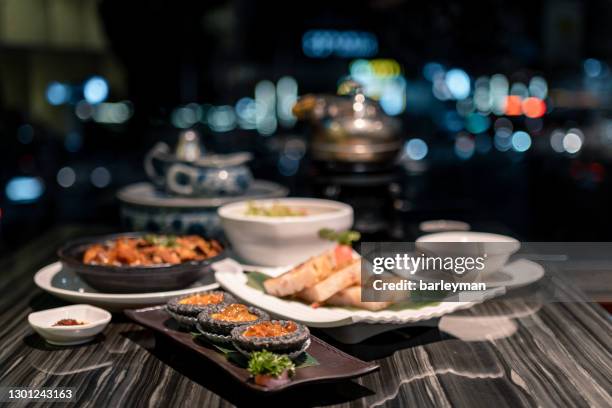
[82, 235, 223, 266]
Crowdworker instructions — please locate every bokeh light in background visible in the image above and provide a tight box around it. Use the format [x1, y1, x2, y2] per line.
[404, 138, 428, 160]
[348, 59, 406, 115]
[583, 58, 603, 78]
[255, 80, 277, 135]
[46, 82, 71, 105]
[455, 133, 475, 159]
[490, 74, 509, 115]
[57, 167, 76, 188]
[92, 102, 132, 124]
[445, 69, 470, 100]
[302, 30, 378, 58]
[208, 106, 237, 132]
[494, 128, 513, 151]
[522, 97, 546, 118]
[505, 95, 522, 116]
[75, 101, 94, 120]
[83, 76, 109, 104]
[474, 76, 491, 113]
[528, 76, 548, 99]
[550, 129, 565, 153]
[511, 131, 532, 152]
[235, 97, 257, 130]
[276, 76, 298, 127]
[465, 113, 490, 134]
[422, 62, 444, 81]
[563, 129, 583, 154]
[5, 177, 44, 203]
[90, 167, 112, 188]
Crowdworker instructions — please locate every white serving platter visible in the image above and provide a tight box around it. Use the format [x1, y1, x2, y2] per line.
[215, 259, 506, 329]
[34, 261, 226, 311]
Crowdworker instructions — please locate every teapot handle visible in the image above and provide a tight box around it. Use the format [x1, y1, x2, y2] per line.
[166, 163, 198, 196]
[144, 142, 170, 187]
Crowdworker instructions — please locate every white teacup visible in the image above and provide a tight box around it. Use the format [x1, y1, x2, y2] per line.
[415, 231, 520, 281]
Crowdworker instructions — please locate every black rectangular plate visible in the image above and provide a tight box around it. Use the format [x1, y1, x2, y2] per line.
[125, 306, 379, 393]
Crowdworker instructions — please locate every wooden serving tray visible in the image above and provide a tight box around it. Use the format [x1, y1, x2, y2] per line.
[125, 306, 379, 393]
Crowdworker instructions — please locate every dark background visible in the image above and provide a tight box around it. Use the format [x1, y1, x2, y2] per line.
[1, 0, 612, 253]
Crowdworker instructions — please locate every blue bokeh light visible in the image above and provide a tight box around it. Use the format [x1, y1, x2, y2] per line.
[465, 113, 490, 134]
[445, 69, 470, 100]
[443, 111, 464, 132]
[5, 177, 44, 203]
[46, 82, 70, 105]
[404, 138, 428, 160]
[423, 62, 444, 81]
[303, 30, 378, 58]
[511, 131, 532, 152]
[83, 76, 109, 104]
[584, 58, 602, 78]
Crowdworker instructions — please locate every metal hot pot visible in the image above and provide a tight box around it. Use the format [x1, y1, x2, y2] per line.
[292, 82, 402, 171]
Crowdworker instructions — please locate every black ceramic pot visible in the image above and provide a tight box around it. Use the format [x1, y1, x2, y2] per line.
[57, 232, 226, 293]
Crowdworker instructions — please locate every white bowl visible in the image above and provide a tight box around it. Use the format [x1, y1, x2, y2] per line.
[218, 198, 353, 266]
[28, 304, 111, 346]
[416, 231, 520, 280]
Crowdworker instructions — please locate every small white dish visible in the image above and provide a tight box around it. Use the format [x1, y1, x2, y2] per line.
[28, 304, 111, 346]
[218, 198, 353, 266]
[416, 231, 521, 279]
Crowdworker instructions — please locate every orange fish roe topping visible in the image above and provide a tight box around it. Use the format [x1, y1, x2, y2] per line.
[211, 304, 258, 322]
[243, 321, 297, 337]
[179, 293, 224, 305]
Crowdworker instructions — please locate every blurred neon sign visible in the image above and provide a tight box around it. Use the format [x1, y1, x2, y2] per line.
[303, 30, 378, 58]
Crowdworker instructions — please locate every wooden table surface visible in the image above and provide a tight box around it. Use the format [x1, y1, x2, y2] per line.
[0, 226, 610, 407]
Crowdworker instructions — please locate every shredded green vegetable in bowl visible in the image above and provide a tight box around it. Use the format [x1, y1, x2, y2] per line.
[245, 201, 307, 217]
[143, 234, 178, 247]
[247, 350, 296, 378]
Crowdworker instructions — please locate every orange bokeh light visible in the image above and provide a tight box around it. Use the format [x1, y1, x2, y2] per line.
[505, 95, 523, 116]
[522, 97, 546, 118]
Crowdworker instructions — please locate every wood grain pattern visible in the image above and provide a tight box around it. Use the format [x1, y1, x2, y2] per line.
[0, 226, 610, 407]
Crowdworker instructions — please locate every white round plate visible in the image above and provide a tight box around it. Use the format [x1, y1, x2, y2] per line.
[215, 260, 506, 328]
[33, 260, 238, 311]
[483, 259, 545, 290]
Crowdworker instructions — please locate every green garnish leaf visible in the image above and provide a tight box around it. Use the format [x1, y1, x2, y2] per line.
[247, 350, 295, 378]
[143, 234, 178, 247]
[318, 228, 361, 246]
[246, 271, 272, 292]
[192, 331, 318, 370]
